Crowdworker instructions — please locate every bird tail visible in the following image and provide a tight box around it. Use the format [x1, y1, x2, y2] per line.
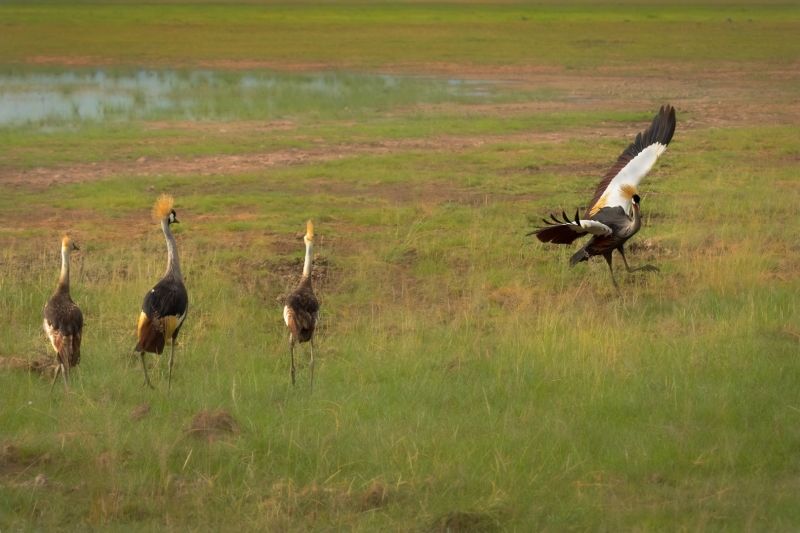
[569, 246, 589, 268]
[528, 209, 585, 245]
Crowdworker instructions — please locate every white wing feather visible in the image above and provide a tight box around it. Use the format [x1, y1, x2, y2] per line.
[578, 219, 613, 236]
[553, 218, 612, 236]
[595, 142, 667, 213]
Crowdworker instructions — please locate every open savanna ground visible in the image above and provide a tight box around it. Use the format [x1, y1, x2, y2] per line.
[2, 1, 800, 531]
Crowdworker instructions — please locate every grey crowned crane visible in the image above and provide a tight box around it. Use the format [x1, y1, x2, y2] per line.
[284, 220, 320, 392]
[135, 194, 188, 390]
[529, 104, 676, 292]
[43, 236, 83, 394]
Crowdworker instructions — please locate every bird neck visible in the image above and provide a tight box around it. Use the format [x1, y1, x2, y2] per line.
[302, 239, 313, 279]
[631, 206, 642, 233]
[162, 218, 182, 279]
[57, 246, 71, 292]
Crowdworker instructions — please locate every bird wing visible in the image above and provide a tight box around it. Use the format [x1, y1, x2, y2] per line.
[44, 295, 83, 336]
[139, 276, 188, 342]
[43, 301, 83, 367]
[284, 287, 319, 342]
[584, 104, 676, 218]
[528, 209, 612, 244]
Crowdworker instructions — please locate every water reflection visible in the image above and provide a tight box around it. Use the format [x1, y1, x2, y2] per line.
[0, 69, 507, 126]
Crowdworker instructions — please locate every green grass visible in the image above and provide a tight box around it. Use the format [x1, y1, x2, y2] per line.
[3, 1, 800, 531]
[2, 120, 800, 530]
[0, 3, 798, 68]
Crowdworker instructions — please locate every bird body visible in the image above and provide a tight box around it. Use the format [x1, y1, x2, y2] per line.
[43, 236, 83, 394]
[136, 273, 188, 355]
[136, 195, 188, 390]
[569, 204, 642, 267]
[284, 220, 319, 391]
[530, 105, 676, 291]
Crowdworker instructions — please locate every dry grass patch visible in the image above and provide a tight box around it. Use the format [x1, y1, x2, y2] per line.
[0, 355, 55, 376]
[129, 403, 151, 421]
[184, 409, 240, 441]
[430, 510, 502, 533]
[358, 482, 390, 512]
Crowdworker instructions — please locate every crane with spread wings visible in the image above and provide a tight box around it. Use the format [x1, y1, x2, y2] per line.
[529, 105, 676, 292]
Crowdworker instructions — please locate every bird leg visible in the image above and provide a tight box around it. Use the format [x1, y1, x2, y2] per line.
[618, 248, 660, 273]
[602, 252, 622, 297]
[61, 361, 70, 394]
[309, 339, 315, 394]
[50, 361, 62, 394]
[167, 337, 175, 392]
[289, 335, 296, 386]
[140, 351, 155, 389]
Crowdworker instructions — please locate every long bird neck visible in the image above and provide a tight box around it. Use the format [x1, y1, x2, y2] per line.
[629, 205, 642, 236]
[162, 218, 182, 279]
[57, 246, 71, 292]
[301, 239, 313, 283]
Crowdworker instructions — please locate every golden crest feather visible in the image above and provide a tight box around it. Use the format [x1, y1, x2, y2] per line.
[620, 184, 638, 200]
[153, 194, 175, 221]
[61, 235, 71, 249]
[306, 220, 314, 240]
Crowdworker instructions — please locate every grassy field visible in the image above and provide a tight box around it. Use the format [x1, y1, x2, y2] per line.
[2, 1, 800, 531]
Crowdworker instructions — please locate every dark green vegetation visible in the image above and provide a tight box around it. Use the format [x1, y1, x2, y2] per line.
[2, 2, 800, 531]
[1, 2, 799, 68]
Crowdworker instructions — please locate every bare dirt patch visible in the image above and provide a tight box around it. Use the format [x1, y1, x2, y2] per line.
[0, 127, 608, 191]
[4, 60, 799, 192]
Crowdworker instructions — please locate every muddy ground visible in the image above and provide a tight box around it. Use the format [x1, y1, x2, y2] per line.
[2, 64, 797, 193]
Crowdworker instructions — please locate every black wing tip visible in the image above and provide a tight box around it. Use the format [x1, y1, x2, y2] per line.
[621, 104, 677, 159]
[527, 209, 581, 241]
[652, 104, 676, 147]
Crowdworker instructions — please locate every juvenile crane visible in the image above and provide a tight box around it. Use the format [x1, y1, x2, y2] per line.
[284, 220, 320, 392]
[43, 236, 83, 394]
[135, 194, 188, 390]
[529, 104, 676, 292]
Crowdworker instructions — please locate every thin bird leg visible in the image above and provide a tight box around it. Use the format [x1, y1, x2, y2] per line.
[168, 337, 175, 392]
[289, 334, 296, 386]
[61, 361, 70, 394]
[309, 339, 315, 394]
[50, 361, 62, 393]
[602, 252, 622, 297]
[140, 351, 155, 389]
[618, 247, 660, 273]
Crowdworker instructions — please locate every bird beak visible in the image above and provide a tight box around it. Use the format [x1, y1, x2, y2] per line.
[173, 218, 180, 224]
[74, 244, 80, 251]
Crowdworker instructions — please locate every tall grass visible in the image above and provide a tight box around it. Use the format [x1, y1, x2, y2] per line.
[2, 117, 800, 530]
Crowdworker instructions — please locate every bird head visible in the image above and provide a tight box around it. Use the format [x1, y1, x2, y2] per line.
[153, 194, 178, 224]
[61, 235, 79, 252]
[632, 194, 641, 211]
[304, 220, 314, 245]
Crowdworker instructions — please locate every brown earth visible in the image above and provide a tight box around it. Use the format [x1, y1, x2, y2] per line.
[1, 64, 797, 261]
[3, 63, 798, 192]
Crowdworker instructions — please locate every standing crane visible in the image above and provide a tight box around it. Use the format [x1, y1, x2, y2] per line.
[43, 236, 83, 394]
[283, 220, 320, 392]
[135, 194, 188, 390]
[529, 104, 676, 293]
